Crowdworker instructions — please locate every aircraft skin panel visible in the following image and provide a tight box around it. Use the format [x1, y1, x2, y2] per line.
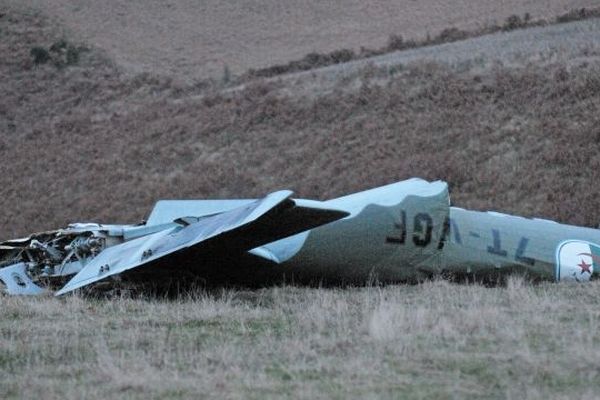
[322, 178, 447, 218]
[56, 191, 348, 295]
[57, 192, 295, 295]
[146, 199, 255, 226]
[441, 207, 600, 281]
[256, 185, 600, 284]
[0, 262, 46, 295]
[265, 181, 450, 283]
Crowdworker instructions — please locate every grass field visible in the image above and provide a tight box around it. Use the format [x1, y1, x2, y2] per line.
[13, 0, 598, 79]
[2, 9, 600, 238]
[3, 4, 600, 399]
[2, 279, 600, 399]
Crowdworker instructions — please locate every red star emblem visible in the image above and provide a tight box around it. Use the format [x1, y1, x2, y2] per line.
[578, 259, 592, 274]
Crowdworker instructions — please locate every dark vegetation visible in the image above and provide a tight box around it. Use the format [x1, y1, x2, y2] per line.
[1, 9, 600, 239]
[556, 7, 600, 23]
[30, 39, 87, 67]
[244, 7, 600, 79]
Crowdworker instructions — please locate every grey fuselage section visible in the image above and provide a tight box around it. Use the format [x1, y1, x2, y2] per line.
[143, 179, 600, 285]
[269, 181, 449, 283]
[442, 208, 600, 281]
[258, 189, 600, 284]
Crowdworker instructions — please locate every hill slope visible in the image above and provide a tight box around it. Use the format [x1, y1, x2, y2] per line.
[11, 0, 600, 79]
[1, 8, 600, 239]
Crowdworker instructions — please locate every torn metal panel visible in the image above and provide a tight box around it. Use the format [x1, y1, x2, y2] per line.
[146, 200, 255, 225]
[0, 262, 46, 295]
[56, 190, 349, 295]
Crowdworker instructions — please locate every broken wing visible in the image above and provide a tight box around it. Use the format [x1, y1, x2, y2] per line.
[56, 190, 348, 295]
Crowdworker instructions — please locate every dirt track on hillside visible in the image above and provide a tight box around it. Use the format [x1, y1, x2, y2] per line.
[12, 0, 599, 80]
[255, 17, 600, 99]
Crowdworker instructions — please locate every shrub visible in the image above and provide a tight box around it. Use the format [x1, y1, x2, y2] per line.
[387, 34, 405, 51]
[30, 40, 87, 68]
[556, 8, 600, 23]
[329, 48, 355, 64]
[502, 15, 524, 31]
[65, 45, 81, 65]
[435, 27, 469, 43]
[49, 39, 67, 53]
[30, 46, 50, 64]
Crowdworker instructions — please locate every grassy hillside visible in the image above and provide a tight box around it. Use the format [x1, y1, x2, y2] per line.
[3, 6, 600, 400]
[14, 0, 599, 79]
[1, 8, 600, 239]
[3, 280, 600, 399]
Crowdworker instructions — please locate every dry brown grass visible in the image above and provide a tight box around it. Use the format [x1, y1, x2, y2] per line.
[2, 279, 600, 399]
[2, 8, 600, 238]
[245, 7, 600, 79]
[11, 0, 600, 79]
[2, 6, 600, 399]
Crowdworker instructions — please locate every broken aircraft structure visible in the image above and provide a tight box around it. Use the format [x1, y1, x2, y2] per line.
[1, 178, 598, 296]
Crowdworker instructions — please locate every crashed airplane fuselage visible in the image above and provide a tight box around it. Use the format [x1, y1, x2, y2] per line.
[1, 178, 598, 296]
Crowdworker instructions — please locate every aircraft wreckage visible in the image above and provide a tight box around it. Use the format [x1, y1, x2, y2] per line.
[1, 178, 598, 296]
